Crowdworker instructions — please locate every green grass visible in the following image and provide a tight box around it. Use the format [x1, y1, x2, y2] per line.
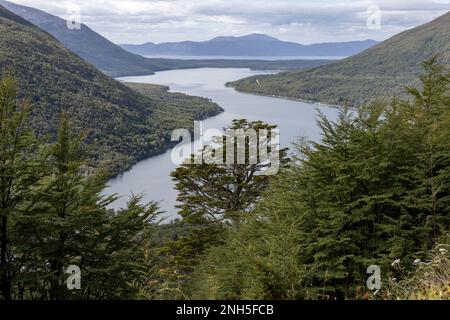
[382, 235, 450, 300]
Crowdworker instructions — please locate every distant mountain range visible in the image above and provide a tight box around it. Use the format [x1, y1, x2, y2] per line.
[120, 34, 378, 57]
[0, 0, 334, 77]
[231, 11, 450, 107]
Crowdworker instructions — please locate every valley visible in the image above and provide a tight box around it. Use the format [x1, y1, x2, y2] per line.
[105, 68, 338, 218]
[0, 0, 336, 77]
[0, 0, 448, 303]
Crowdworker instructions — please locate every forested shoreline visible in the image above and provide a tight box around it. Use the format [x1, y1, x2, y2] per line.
[0, 5, 224, 177]
[230, 12, 450, 108]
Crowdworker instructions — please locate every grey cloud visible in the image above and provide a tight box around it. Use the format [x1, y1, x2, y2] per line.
[7, 0, 450, 44]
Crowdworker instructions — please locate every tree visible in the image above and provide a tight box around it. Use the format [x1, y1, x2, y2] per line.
[190, 174, 312, 300]
[14, 113, 160, 299]
[160, 119, 288, 298]
[171, 119, 288, 224]
[188, 58, 450, 300]
[78, 196, 159, 300]
[0, 73, 43, 300]
[394, 56, 450, 245]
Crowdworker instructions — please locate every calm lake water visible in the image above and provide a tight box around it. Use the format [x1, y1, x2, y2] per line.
[104, 68, 338, 220]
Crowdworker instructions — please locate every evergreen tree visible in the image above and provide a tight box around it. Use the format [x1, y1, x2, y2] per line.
[394, 56, 450, 247]
[0, 73, 43, 300]
[160, 119, 288, 298]
[13, 113, 159, 299]
[190, 174, 311, 300]
[186, 58, 450, 300]
[172, 119, 287, 224]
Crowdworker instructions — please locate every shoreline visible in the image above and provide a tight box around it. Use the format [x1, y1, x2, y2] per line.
[229, 85, 342, 109]
[105, 67, 341, 216]
[107, 107, 224, 180]
[110, 68, 341, 178]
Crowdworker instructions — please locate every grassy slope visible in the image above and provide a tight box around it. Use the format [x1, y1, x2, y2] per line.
[0, 5, 222, 173]
[230, 12, 450, 107]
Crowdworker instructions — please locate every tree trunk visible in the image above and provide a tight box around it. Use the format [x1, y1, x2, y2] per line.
[0, 214, 12, 300]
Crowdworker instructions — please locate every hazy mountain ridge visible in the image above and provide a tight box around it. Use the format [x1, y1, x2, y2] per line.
[121, 34, 378, 57]
[230, 12, 450, 107]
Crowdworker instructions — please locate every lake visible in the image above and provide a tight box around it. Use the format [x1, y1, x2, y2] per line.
[104, 68, 338, 220]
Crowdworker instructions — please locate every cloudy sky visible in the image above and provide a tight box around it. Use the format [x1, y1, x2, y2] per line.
[7, 0, 450, 44]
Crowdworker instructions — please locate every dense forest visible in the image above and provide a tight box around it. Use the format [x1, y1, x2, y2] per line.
[146, 57, 450, 300]
[0, 5, 223, 175]
[1, 57, 448, 300]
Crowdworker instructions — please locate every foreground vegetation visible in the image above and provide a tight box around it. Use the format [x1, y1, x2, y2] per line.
[144, 57, 450, 300]
[0, 73, 161, 299]
[383, 235, 449, 300]
[1, 58, 449, 300]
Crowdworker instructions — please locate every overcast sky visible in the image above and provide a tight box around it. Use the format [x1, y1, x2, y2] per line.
[7, 0, 450, 44]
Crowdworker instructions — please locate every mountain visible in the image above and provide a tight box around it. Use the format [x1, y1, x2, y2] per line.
[0, 4, 222, 173]
[121, 34, 377, 57]
[230, 12, 450, 107]
[0, 0, 173, 77]
[0, 1, 333, 76]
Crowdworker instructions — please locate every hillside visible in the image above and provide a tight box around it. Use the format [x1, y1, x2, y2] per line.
[121, 34, 377, 57]
[0, 4, 222, 173]
[0, 0, 174, 77]
[230, 12, 450, 107]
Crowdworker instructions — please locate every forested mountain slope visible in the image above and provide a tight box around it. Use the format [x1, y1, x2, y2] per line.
[230, 12, 450, 107]
[0, 0, 175, 77]
[0, 5, 222, 173]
